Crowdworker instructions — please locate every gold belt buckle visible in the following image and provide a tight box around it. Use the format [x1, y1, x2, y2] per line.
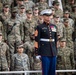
[49, 39, 52, 42]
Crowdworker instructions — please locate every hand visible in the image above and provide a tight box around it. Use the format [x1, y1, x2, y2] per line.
[8, 68, 10, 71]
[36, 55, 41, 59]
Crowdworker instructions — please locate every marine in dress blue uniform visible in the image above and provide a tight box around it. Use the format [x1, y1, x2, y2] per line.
[35, 9, 58, 75]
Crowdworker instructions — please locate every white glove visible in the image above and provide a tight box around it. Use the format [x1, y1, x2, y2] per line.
[36, 55, 41, 59]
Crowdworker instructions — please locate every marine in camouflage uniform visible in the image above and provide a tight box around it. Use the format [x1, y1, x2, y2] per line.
[36, 0, 49, 12]
[4, 7, 21, 58]
[24, 0, 35, 10]
[33, 6, 43, 25]
[11, 44, 30, 75]
[63, 19, 74, 50]
[70, 5, 76, 63]
[0, 4, 11, 41]
[17, 4, 27, 23]
[37, 14, 43, 25]
[0, 3, 11, 24]
[0, 32, 10, 72]
[33, 6, 39, 23]
[24, 21, 41, 75]
[16, 4, 26, 42]
[70, 4, 76, 24]
[61, 10, 74, 28]
[51, 15, 66, 48]
[57, 38, 75, 75]
[63, 19, 75, 72]
[72, 16, 76, 69]
[23, 9, 37, 70]
[51, 15, 66, 39]
[53, 1, 63, 18]
[23, 9, 37, 42]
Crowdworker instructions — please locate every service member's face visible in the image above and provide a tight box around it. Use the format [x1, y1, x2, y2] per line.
[12, 12, 17, 17]
[20, 8, 25, 13]
[64, 13, 69, 18]
[60, 42, 66, 47]
[54, 4, 60, 9]
[3, 7, 9, 12]
[64, 21, 69, 26]
[17, 48, 24, 53]
[54, 17, 60, 22]
[43, 15, 52, 24]
[34, 9, 39, 14]
[26, 13, 32, 19]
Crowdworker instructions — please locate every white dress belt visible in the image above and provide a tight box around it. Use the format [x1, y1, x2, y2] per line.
[40, 38, 55, 42]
